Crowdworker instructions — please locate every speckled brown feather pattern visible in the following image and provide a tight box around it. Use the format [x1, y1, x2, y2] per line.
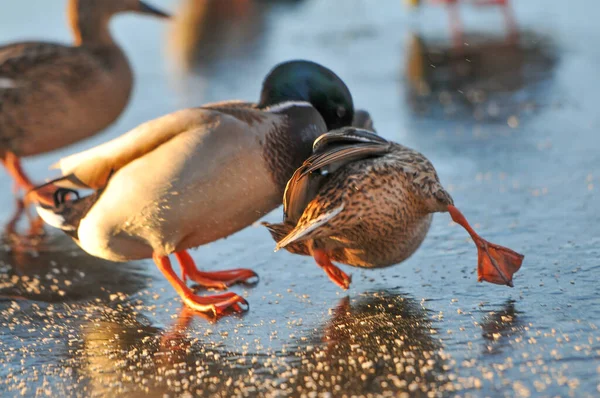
[265, 129, 455, 269]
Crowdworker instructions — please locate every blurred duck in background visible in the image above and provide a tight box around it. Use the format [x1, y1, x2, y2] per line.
[167, 0, 305, 102]
[169, 0, 267, 74]
[169, 0, 306, 73]
[0, 0, 169, 229]
[34, 60, 374, 316]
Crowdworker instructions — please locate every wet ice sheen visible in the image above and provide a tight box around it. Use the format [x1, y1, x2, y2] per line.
[1, 0, 600, 397]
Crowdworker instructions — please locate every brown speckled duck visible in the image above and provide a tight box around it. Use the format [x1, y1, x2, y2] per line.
[35, 60, 372, 316]
[263, 127, 524, 289]
[0, 0, 169, 204]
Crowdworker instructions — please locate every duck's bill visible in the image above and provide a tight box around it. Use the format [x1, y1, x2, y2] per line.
[36, 204, 75, 231]
[139, 1, 170, 18]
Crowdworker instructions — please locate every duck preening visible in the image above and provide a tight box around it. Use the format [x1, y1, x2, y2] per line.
[34, 60, 372, 316]
[0, 0, 169, 207]
[263, 127, 523, 289]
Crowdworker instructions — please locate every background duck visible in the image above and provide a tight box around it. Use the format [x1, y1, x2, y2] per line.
[0, 0, 168, 206]
[35, 60, 371, 317]
[263, 128, 524, 290]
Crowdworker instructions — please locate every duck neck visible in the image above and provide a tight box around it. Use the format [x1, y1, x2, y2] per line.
[69, 0, 115, 47]
[264, 101, 328, 190]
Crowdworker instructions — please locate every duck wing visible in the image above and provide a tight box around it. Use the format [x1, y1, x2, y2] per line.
[0, 42, 101, 79]
[276, 128, 391, 249]
[47, 103, 264, 190]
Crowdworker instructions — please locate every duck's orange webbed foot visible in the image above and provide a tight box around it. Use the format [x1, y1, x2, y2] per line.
[313, 249, 352, 290]
[174, 251, 259, 290]
[153, 253, 249, 317]
[448, 205, 524, 287]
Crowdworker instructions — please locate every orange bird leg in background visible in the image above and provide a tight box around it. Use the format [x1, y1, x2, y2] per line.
[2, 152, 34, 193]
[2, 151, 54, 206]
[313, 248, 352, 290]
[448, 205, 524, 287]
[153, 253, 249, 316]
[174, 251, 258, 289]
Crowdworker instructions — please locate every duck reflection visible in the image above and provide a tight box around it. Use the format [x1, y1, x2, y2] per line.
[73, 306, 257, 397]
[0, 231, 147, 303]
[287, 291, 449, 395]
[479, 299, 524, 355]
[405, 31, 557, 122]
[67, 291, 450, 396]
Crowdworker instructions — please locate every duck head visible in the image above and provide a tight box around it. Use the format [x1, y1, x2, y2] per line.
[69, 0, 169, 45]
[258, 60, 354, 130]
[69, 0, 170, 21]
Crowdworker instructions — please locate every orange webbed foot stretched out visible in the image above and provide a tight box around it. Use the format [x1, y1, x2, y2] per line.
[448, 205, 524, 287]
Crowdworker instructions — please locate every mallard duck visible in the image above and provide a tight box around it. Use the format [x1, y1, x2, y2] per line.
[263, 127, 523, 289]
[0, 0, 169, 204]
[34, 60, 369, 316]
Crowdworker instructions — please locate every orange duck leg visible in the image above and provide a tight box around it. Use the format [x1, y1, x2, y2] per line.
[174, 250, 258, 290]
[2, 151, 54, 206]
[153, 252, 250, 317]
[313, 249, 352, 290]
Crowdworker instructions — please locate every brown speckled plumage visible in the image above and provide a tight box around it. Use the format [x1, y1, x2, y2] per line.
[263, 127, 454, 269]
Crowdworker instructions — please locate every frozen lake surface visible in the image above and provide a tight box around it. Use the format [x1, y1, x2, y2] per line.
[0, 0, 599, 396]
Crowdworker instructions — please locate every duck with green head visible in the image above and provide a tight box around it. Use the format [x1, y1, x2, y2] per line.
[34, 60, 373, 316]
[263, 127, 523, 290]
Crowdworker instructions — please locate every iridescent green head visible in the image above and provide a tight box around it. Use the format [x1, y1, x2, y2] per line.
[258, 60, 354, 130]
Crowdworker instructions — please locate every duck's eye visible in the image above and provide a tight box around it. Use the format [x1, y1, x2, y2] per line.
[53, 188, 80, 207]
[336, 105, 346, 119]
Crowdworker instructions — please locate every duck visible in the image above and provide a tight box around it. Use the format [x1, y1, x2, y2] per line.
[262, 127, 523, 289]
[0, 0, 169, 206]
[33, 60, 372, 316]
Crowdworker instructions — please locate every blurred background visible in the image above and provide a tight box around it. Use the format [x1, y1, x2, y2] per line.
[1, 0, 599, 396]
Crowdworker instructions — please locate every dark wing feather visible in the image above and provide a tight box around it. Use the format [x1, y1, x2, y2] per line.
[282, 128, 391, 223]
[312, 128, 388, 153]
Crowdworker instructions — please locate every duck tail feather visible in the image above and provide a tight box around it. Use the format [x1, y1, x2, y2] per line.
[273, 204, 344, 252]
[261, 221, 312, 256]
